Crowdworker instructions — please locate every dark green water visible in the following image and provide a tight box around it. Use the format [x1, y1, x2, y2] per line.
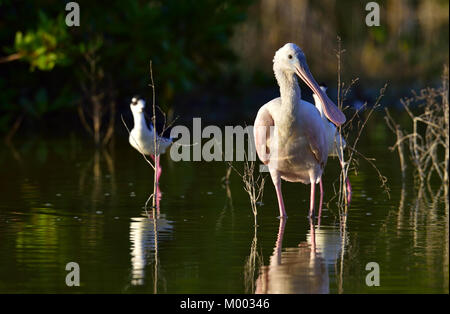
[0, 125, 448, 293]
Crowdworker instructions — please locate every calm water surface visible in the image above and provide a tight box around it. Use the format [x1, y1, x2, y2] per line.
[0, 130, 448, 293]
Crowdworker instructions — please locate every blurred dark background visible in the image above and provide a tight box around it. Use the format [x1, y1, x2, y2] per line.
[0, 0, 448, 143]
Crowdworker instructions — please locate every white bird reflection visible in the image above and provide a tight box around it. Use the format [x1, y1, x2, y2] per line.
[129, 213, 173, 287]
[255, 220, 343, 294]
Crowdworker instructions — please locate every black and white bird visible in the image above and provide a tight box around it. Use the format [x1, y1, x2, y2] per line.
[129, 96, 172, 183]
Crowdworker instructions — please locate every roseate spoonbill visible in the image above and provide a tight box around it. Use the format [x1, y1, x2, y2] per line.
[254, 43, 345, 218]
[312, 84, 352, 206]
[129, 96, 172, 184]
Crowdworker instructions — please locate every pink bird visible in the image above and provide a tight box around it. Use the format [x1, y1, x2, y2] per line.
[254, 43, 346, 219]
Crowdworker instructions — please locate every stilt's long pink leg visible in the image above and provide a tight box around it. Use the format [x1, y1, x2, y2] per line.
[318, 178, 324, 226]
[270, 169, 287, 218]
[156, 155, 162, 184]
[149, 154, 162, 213]
[149, 154, 162, 185]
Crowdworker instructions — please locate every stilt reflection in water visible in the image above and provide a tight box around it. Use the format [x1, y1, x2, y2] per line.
[129, 212, 173, 288]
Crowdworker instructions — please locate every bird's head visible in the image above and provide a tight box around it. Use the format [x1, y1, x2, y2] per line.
[130, 96, 146, 113]
[273, 43, 307, 75]
[273, 43, 346, 126]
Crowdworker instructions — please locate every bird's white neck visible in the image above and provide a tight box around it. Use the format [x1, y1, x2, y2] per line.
[131, 110, 148, 130]
[274, 69, 302, 112]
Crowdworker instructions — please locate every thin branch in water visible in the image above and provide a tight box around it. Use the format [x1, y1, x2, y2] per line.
[120, 114, 155, 171]
[333, 36, 390, 210]
[384, 65, 449, 189]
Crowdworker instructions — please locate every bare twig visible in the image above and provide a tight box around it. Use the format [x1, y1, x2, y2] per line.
[228, 152, 266, 225]
[121, 114, 155, 171]
[384, 65, 449, 189]
[332, 37, 390, 211]
[149, 60, 158, 210]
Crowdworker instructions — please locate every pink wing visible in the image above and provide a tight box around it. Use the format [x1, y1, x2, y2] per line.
[254, 107, 274, 165]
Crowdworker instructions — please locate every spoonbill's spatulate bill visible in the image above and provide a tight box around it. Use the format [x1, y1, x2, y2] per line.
[254, 43, 346, 219]
[129, 96, 172, 184]
[313, 85, 352, 205]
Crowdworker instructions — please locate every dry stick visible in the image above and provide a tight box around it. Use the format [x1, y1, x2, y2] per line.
[222, 164, 232, 185]
[346, 85, 390, 202]
[336, 79, 358, 206]
[152, 215, 159, 294]
[386, 67, 448, 189]
[102, 100, 116, 146]
[333, 37, 389, 289]
[120, 115, 155, 170]
[156, 105, 179, 137]
[335, 37, 360, 207]
[335, 36, 346, 207]
[78, 49, 115, 147]
[384, 108, 407, 178]
[102, 79, 117, 146]
[346, 146, 388, 192]
[232, 162, 257, 223]
[0, 52, 23, 63]
[223, 141, 265, 291]
[4, 113, 24, 143]
[149, 60, 158, 211]
[226, 138, 266, 225]
[77, 101, 94, 136]
[443, 66, 449, 187]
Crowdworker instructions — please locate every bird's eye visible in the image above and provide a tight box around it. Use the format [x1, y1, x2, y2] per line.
[288, 54, 293, 59]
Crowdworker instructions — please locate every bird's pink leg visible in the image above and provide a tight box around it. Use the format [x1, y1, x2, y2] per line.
[318, 178, 324, 226]
[309, 180, 316, 219]
[148, 154, 162, 213]
[156, 155, 162, 183]
[149, 154, 162, 185]
[270, 169, 287, 218]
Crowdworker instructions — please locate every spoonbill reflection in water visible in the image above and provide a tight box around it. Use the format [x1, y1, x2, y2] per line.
[129, 96, 172, 185]
[254, 43, 346, 218]
[255, 219, 342, 294]
[312, 84, 352, 207]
